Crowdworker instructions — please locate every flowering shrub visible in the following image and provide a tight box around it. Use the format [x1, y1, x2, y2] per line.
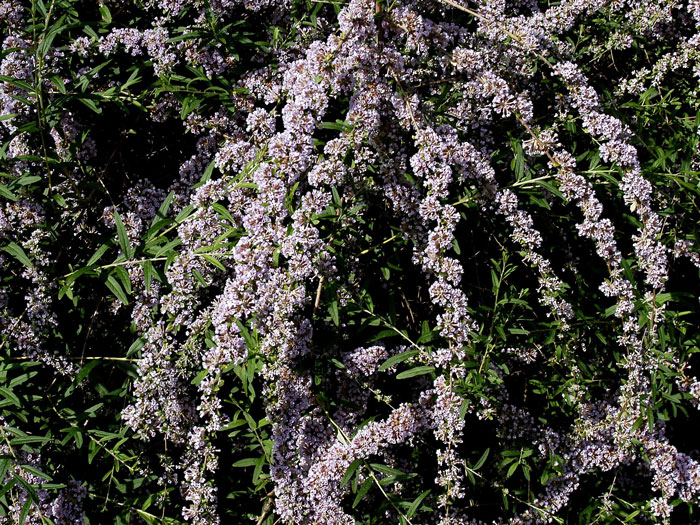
[1, 0, 700, 523]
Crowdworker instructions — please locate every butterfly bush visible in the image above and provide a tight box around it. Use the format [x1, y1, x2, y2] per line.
[1, 0, 700, 523]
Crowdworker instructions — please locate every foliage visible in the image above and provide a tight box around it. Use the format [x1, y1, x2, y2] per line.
[1, 0, 700, 524]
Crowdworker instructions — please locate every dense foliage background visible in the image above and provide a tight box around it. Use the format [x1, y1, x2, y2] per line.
[1, 0, 700, 523]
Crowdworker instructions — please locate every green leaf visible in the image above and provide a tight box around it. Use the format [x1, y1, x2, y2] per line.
[232, 457, 259, 468]
[18, 495, 32, 524]
[0, 184, 17, 200]
[10, 435, 50, 445]
[19, 464, 51, 481]
[506, 462, 519, 478]
[396, 366, 435, 380]
[252, 456, 264, 485]
[341, 459, 362, 488]
[181, 94, 203, 119]
[235, 320, 257, 351]
[201, 253, 226, 271]
[378, 349, 419, 372]
[127, 337, 145, 357]
[78, 96, 102, 114]
[531, 178, 564, 199]
[211, 203, 236, 225]
[99, 4, 112, 23]
[154, 237, 182, 257]
[0, 75, 32, 92]
[0, 387, 20, 407]
[321, 119, 352, 131]
[193, 161, 215, 189]
[17, 174, 41, 186]
[114, 212, 131, 258]
[105, 275, 128, 305]
[61, 427, 84, 448]
[143, 260, 154, 291]
[367, 329, 399, 343]
[243, 411, 257, 430]
[87, 244, 111, 266]
[49, 73, 67, 94]
[175, 204, 194, 223]
[235, 182, 258, 189]
[369, 463, 406, 477]
[329, 300, 339, 326]
[2, 242, 32, 268]
[0, 474, 16, 500]
[73, 360, 100, 387]
[407, 490, 431, 519]
[191, 369, 208, 386]
[0, 456, 11, 481]
[459, 399, 470, 419]
[52, 193, 68, 207]
[155, 191, 175, 222]
[474, 448, 490, 470]
[501, 449, 521, 457]
[352, 478, 373, 508]
[417, 329, 436, 344]
[113, 266, 132, 295]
